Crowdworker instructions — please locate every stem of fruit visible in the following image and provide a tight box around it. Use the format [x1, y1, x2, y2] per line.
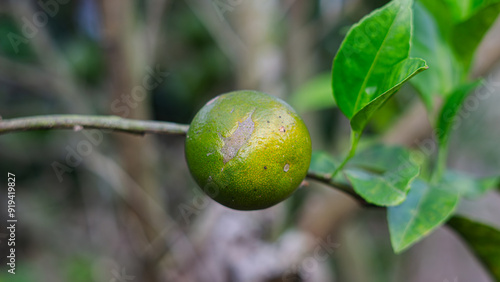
[0, 115, 190, 136]
[332, 130, 361, 178]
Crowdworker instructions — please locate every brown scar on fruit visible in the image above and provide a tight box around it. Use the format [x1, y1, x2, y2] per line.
[220, 112, 255, 164]
[279, 126, 286, 132]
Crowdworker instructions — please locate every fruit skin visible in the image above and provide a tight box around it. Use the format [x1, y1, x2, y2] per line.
[185, 90, 312, 210]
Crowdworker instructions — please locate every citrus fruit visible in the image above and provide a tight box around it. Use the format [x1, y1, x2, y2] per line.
[185, 90, 312, 210]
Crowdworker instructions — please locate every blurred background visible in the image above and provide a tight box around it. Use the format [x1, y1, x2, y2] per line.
[0, 0, 500, 281]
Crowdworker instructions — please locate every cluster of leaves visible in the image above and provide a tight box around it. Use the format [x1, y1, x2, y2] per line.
[298, 0, 500, 278]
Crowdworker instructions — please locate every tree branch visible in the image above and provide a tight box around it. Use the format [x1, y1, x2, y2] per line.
[306, 171, 370, 206]
[0, 114, 375, 205]
[0, 115, 189, 136]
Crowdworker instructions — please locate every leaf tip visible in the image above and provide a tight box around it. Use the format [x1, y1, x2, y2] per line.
[390, 237, 408, 254]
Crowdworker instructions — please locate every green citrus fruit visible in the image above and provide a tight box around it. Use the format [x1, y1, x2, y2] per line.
[185, 90, 312, 210]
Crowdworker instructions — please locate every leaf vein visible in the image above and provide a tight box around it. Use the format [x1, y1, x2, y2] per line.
[352, 4, 402, 112]
[396, 184, 430, 248]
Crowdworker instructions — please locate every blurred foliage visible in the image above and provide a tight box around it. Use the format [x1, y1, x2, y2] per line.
[62, 36, 105, 86]
[0, 0, 499, 281]
[64, 256, 95, 282]
[449, 216, 500, 281]
[290, 72, 336, 113]
[0, 14, 36, 61]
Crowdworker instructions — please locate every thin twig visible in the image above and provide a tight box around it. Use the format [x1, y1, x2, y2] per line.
[0, 115, 189, 136]
[0, 114, 378, 206]
[306, 171, 370, 206]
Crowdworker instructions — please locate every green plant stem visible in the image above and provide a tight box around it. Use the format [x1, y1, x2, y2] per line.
[0, 115, 189, 136]
[432, 143, 448, 183]
[332, 130, 361, 177]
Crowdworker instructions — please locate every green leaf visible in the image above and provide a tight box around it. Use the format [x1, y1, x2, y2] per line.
[332, 0, 428, 132]
[410, 2, 463, 110]
[413, 0, 500, 110]
[308, 151, 351, 187]
[448, 216, 500, 280]
[451, 2, 500, 69]
[309, 151, 338, 177]
[433, 81, 483, 180]
[437, 81, 482, 148]
[442, 171, 499, 198]
[348, 144, 415, 173]
[441, 0, 490, 20]
[290, 73, 336, 113]
[388, 179, 460, 253]
[420, 0, 500, 71]
[344, 170, 409, 206]
[418, 0, 455, 35]
[350, 58, 428, 131]
[345, 144, 420, 206]
[421, 0, 500, 31]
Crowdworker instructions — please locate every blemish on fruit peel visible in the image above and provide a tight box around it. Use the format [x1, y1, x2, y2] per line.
[220, 112, 254, 164]
[284, 164, 290, 172]
[185, 91, 312, 210]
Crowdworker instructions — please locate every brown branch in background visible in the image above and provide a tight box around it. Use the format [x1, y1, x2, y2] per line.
[0, 115, 189, 135]
[9, 1, 92, 113]
[98, 2, 175, 280]
[145, 0, 172, 65]
[0, 56, 97, 108]
[184, 0, 246, 67]
[0, 56, 59, 96]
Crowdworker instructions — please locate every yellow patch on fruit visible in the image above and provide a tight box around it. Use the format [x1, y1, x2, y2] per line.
[185, 90, 312, 210]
